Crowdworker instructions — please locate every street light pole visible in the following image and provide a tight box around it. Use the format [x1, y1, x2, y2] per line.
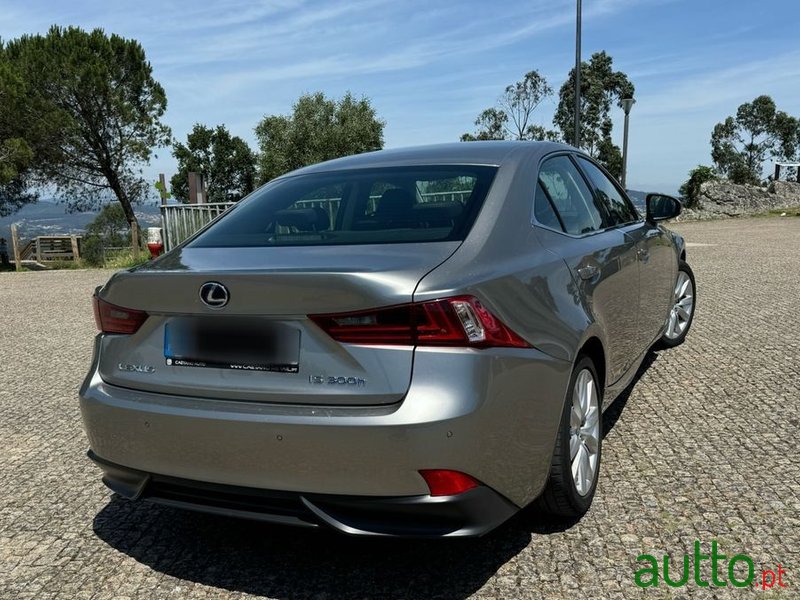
[574, 0, 582, 148]
[620, 97, 636, 188]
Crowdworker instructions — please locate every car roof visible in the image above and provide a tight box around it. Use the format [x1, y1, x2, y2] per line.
[282, 141, 577, 178]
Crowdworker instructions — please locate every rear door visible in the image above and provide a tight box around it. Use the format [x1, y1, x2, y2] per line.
[533, 154, 640, 383]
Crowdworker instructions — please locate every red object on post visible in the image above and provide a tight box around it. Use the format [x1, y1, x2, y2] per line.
[146, 227, 164, 258]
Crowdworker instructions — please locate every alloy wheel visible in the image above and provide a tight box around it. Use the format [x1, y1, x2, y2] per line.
[569, 369, 600, 497]
[665, 270, 694, 340]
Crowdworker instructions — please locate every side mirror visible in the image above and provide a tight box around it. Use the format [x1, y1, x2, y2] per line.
[646, 194, 682, 223]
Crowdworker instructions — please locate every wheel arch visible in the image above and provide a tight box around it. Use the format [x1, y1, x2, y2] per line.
[578, 336, 606, 395]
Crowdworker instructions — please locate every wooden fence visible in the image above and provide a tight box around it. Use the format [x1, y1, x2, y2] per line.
[15, 233, 81, 262]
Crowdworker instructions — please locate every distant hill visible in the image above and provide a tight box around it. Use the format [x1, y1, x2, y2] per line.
[0, 199, 161, 243]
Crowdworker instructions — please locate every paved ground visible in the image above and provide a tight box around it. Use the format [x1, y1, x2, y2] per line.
[1, 217, 798, 599]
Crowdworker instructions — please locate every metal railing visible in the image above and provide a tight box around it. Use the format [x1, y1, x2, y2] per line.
[161, 202, 236, 251]
[159, 191, 473, 251]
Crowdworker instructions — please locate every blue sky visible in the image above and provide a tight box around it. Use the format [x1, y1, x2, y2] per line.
[3, 0, 800, 194]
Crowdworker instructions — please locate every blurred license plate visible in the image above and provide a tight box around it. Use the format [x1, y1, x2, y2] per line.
[164, 317, 300, 373]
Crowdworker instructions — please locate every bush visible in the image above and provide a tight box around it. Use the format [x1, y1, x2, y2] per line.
[103, 249, 148, 270]
[47, 259, 86, 270]
[679, 165, 717, 208]
[81, 234, 105, 266]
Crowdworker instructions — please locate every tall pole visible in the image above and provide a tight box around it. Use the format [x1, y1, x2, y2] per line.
[621, 112, 630, 188]
[158, 173, 168, 204]
[620, 98, 635, 188]
[574, 0, 582, 148]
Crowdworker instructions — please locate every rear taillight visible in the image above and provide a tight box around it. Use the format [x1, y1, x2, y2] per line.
[92, 295, 148, 334]
[309, 296, 530, 348]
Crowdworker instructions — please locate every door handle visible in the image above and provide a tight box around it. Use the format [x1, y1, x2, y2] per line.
[577, 264, 599, 280]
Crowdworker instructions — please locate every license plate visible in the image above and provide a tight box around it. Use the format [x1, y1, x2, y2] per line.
[164, 317, 300, 373]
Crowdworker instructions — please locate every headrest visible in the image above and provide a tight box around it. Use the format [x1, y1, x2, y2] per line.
[376, 188, 414, 216]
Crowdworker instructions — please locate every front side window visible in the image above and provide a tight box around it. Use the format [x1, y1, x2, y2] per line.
[188, 166, 496, 247]
[537, 156, 603, 235]
[577, 157, 639, 226]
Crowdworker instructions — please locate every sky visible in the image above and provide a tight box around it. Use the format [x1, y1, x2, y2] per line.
[3, 0, 800, 195]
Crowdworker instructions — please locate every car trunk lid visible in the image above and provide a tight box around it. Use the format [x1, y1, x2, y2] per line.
[96, 243, 459, 406]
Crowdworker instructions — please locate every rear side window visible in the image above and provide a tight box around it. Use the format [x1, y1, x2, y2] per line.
[534, 181, 563, 231]
[576, 157, 639, 226]
[188, 166, 497, 247]
[537, 156, 603, 235]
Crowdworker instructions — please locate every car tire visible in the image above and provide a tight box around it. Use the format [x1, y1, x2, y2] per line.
[537, 355, 602, 518]
[659, 260, 696, 348]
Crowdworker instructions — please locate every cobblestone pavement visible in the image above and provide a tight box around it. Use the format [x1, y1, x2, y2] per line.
[1, 217, 798, 599]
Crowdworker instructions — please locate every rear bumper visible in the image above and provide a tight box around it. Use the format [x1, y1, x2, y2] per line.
[80, 339, 572, 514]
[89, 450, 517, 537]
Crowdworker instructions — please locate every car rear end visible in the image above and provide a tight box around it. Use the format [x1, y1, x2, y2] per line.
[80, 158, 571, 536]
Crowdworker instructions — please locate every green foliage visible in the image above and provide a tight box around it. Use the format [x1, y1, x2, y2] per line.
[255, 92, 384, 183]
[171, 124, 256, 203]
[710, 95, 799, 184]
[82, 203, 130, 265]
[0, 173, 37, 218]
[102, 248, 148, 270]
[46, 259, 86, 270]
[0, 26, 171, 227]
[554, 51, 634, 172]
[85, 203, 129, 243]
[80, 235, 105, 266]
[0, 46, 37, 216]
[154, 179, 171, 200]
[596, 135, 623, 181]
[461, 108, 508, 141]
[0, 137, 32, 185]
[462, 71, 559, 141]
[679, 165, 717, 208]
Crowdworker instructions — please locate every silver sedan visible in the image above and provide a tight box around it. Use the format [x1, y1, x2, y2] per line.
[80, 141, 695, 537]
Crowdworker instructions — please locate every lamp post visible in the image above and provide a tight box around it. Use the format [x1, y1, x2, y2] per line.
[574, 0, 582, 148]
[620, 97, 635, 188]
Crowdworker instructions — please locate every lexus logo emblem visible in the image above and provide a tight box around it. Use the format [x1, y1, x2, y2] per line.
[199, 282, 230, 309]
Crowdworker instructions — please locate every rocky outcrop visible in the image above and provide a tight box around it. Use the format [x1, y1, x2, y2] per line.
[680, 180, 800, 220]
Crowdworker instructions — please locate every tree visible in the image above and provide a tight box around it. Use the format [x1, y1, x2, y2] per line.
[0, 138, 35, 217]
[461, 71, 559, 141]
[1, 26, 171, 230]
[0, 138, 32, 185]
[710, 95, 799, 185]
[171, 124, 256, 203]
[81, 202, 129, 265]
[255, 92, 384, 184]
[679, 165, 717, 208]
[554, 51, 634, 177]
[0, 45, 37, 216]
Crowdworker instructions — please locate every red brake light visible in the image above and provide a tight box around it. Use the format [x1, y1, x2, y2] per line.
[419, 469, 481, 497]
[93, 295, 148, 334]
[309, 296, 530, 348]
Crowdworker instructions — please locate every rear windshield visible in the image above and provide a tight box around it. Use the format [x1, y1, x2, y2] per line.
[187, 165, 498, 247]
